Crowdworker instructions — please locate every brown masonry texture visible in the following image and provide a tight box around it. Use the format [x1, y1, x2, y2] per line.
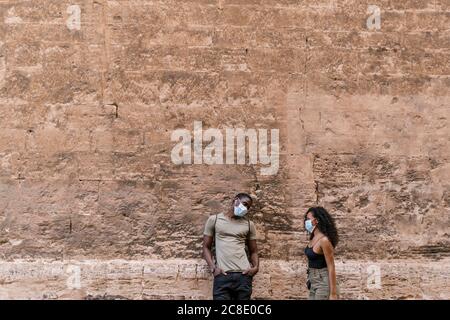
[0, 0, 449, 299]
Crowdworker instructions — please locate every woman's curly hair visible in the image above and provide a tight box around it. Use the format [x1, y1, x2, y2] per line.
[305, 206, 339, 248]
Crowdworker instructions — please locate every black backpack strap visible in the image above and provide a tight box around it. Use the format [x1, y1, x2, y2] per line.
[212, 214, 219, 260]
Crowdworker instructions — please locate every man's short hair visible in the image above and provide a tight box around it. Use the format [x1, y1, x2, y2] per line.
[235, 193, 253, 208]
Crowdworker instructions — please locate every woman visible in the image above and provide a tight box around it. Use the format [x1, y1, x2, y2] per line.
[304, 206, 339, 300]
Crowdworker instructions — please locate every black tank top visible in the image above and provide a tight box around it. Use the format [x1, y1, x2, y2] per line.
[304, 246, 327, 269]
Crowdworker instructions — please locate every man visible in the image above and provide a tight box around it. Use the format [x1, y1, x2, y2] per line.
[203, 193, 259, 300]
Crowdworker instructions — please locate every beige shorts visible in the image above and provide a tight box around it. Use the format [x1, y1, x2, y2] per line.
[308, 268, 339, 300]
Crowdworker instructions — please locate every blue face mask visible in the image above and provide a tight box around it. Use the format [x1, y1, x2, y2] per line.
[305, 219, 315, 233]
[234, 201, 248, 217]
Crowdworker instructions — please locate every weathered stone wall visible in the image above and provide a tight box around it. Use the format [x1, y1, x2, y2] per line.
[0, 0, 449, 299]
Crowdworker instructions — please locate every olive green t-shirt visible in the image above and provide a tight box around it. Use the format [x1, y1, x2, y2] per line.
[204, 213, 257, 273]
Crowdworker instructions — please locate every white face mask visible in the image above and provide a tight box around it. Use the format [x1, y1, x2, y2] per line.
[305, 219, 315, 233]
[234, 201, 248, 217]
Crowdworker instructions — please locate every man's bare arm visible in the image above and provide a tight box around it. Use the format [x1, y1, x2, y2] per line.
[203, 235, 215, 271]
[243, 239, 259, 276]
